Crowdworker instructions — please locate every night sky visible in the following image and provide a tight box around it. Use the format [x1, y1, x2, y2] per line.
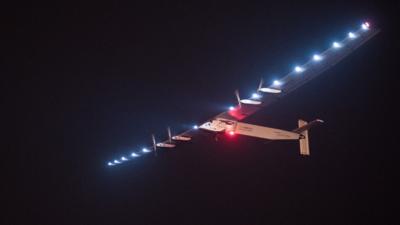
[4, 1, 399, 224]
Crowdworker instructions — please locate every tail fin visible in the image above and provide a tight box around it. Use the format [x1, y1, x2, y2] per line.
[298, 120, 310, 156]
[294, 119, 324, 156]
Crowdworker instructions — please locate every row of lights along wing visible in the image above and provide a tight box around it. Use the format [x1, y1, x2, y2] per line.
[107, 22, 370, 166]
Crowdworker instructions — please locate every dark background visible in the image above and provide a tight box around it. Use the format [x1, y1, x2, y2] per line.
[3, 1, 399, 224]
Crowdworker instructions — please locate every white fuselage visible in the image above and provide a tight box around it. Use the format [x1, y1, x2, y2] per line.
[199, 118, 300, 140]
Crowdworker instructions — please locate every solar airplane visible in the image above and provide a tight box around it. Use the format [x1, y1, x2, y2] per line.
[108, 21, 379, 166]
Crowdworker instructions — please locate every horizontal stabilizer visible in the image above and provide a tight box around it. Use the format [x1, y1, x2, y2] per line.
[293, 119, 324, 134]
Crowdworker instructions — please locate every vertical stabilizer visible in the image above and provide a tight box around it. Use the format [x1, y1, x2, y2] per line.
[298, 119, 310, 156]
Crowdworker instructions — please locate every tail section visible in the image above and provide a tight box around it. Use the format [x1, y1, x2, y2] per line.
[294, 119, 324, 156]
[298, 120, 310, 156]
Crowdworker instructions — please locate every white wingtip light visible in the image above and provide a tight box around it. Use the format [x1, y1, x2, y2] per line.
[108, 162, 114, 166]
[252, 93, 262, 99]
[332, 42, 342, 48]
[114, 160, 120, 164]
[361, 22, 370, 30]
[193, 125, 199, 130]
[273, 80, 282, 86]
[294, 66, 305, 73]
[131, 152, 139, 157]
[229, 106, 235, 111]
[313, 54, 322, 61]
[142, 148, 150, 153]
[348, 32, 357, 39]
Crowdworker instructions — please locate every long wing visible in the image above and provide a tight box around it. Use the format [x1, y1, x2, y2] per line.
[107, 22, 379, 166]
[219, 23, 379, 121]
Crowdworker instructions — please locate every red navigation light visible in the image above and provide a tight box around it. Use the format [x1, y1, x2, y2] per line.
[228, 131, 235, 136]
